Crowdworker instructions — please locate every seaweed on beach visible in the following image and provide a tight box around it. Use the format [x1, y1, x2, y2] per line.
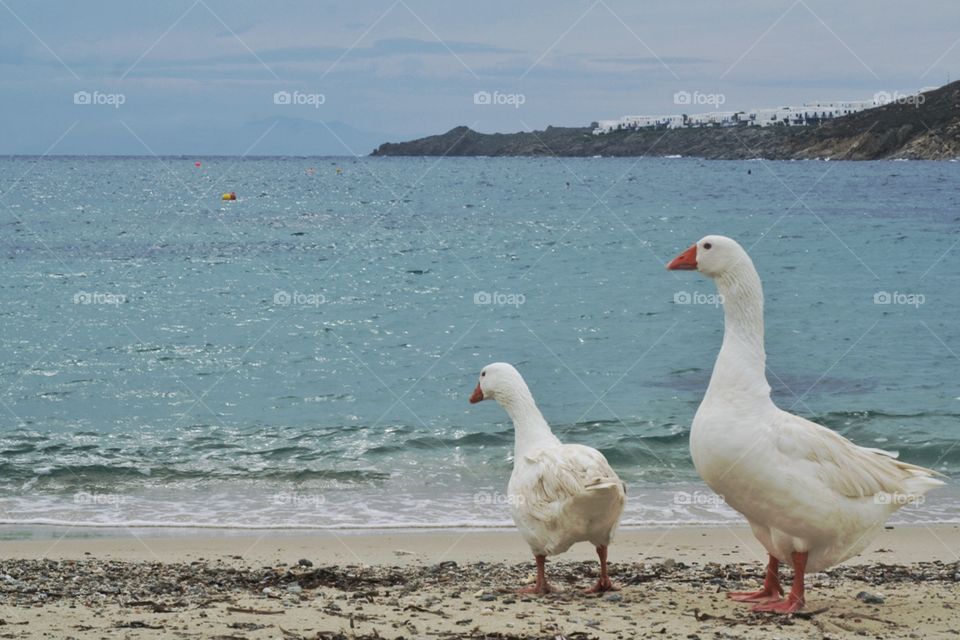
[308, 633, 598, 640]
[1, 557, 958, 610]
[261, 565, 410, 591]
[1, 557, 960, 639]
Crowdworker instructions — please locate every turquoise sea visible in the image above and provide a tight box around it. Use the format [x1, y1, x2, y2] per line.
[0, 156, 957, 530]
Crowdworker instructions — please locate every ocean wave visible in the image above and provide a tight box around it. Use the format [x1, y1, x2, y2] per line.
[0, 411, 957, 493]
[0, 518, 520, 531]
[0, 463, 390, 486]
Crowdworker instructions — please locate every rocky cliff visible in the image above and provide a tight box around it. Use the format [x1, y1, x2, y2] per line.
[372, 82, 960, 160]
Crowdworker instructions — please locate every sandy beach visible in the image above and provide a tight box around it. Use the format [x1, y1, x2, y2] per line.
[0, 524, 957, 639]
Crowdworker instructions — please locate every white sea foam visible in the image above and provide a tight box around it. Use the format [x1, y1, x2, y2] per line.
[1, 483, 956, 532]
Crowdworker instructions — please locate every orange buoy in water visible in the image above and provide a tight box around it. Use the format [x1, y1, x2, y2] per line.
[222, 192, 236, 201]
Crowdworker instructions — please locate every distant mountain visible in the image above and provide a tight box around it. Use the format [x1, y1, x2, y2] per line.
[372, 82, 960, 160]
[28, 117, 395, 156]
[231, 117, 394, 156]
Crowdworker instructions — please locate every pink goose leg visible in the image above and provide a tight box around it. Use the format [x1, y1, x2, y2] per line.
[751, 552, 807, 613]
[518, 555, 554, 594]
[728, 554, 784, 603]
[584, 545, 619, 594]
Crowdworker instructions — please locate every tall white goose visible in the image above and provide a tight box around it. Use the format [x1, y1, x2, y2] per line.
[470, 362, 626, 594]
[667, 235, 943, 613]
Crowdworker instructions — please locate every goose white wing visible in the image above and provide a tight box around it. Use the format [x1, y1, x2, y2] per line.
[773, 410, 943, 499]
[511, 443, 624, 523]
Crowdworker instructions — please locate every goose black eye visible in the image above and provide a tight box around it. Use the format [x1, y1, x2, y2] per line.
[481, 371, 486, 377]
[703, 243, 712, 250]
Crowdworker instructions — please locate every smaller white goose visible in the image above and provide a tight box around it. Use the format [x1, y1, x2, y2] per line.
[470, 362, 626, 594]
[667, 235, 943, 613]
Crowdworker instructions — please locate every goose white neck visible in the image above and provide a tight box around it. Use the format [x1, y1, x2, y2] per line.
[494, 387, 561, 459]
[706, 260, 772, 403]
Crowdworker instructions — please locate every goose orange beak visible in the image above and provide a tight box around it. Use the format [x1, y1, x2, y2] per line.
[667, 244, 698, 270]
[469, 383, 484, 404]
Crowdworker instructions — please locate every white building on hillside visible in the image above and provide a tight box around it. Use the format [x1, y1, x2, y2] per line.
[593, 90, 924, 135]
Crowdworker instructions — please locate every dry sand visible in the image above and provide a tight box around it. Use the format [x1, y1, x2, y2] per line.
[0, 524, 958, 639]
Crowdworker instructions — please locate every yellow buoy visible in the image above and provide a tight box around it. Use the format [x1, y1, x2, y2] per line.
[222, 192, 237, 201]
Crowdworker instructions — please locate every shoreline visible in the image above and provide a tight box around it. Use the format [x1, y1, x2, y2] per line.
[2, 522, 957, 566]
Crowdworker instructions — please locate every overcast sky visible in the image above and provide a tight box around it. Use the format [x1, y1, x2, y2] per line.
[1, 0, 957, 154]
